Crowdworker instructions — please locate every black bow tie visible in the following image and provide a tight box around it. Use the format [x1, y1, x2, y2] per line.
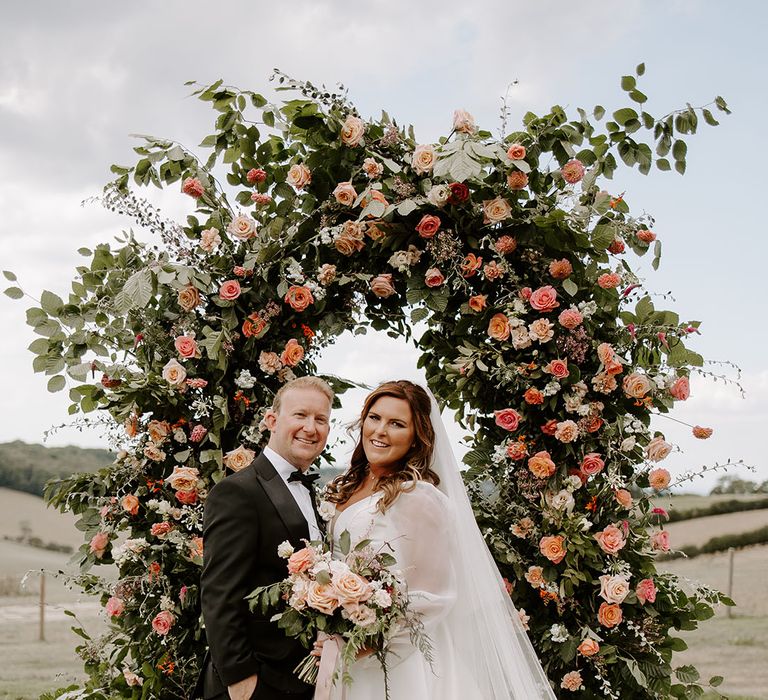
[287, 469, 320, 490]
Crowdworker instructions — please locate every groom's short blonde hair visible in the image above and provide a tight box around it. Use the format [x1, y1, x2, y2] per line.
[271, 376, 334, 414]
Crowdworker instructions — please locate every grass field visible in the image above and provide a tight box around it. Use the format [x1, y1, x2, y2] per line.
[651, 493, 767, 513]
[0, 487, 82, 550]
[665, 509, 768, 549]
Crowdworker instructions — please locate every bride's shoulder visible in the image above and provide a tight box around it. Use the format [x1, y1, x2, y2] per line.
[397, 480, 449, 508]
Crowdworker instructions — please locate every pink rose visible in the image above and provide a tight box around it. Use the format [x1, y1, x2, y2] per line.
[452, 109, 476, 134]
[561, 159, 585, 184]
[598, 574, 630, 604]
[219, 280, 241, 301]
[580, 453, 605, 477]
[594, 524, 626, 555]
[182, 177, 205, 198]
[370, 274, 396, 298]
[558, 308, 583, 329]
[105, 596, 125, 617]
[623, 372, 652, 399]
[670, 376, 690, 401]
[415, 215, 441, 238]
[636, 578, 657, 604]
[615, 489, 633, 509]
[425, 268, 445, 288]
[561, 671, 584, 692]
[246, 168, 267, 184]
[597, 272, 621, 289]
[651, 530, 670, 552]
[89, 532, 109, 558]
[174, 335, 199, 359]
[529, 286, 559, 312]
[151, 610, 175, 636]
[287, 547, 315, 575]
[494, 408, 522, 432]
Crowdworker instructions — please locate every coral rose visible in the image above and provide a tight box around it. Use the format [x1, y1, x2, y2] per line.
[425, 268, 445, 288]
[539, 535, 566, 564]
[177, 285, 201, 312]
[507, 171, 529, 190]
[623, 372, 652, 399]
[594, 524, 626, 555]
[287, 547, 315, 575]
[333, 182, 357, 207]
[246, 168, 267, 184]
[558, 308, 583, 329]
[580, 453, 605, 477]
[162, 359, 187, 386]
[636, 578, 657, 604]
[561, 671, 583, 691]
[182, 177, 204, 198]
[494, 408, 522, 432]
[281, 339, 305, 367]
[529, 286, 559, 312]
[468, 294, 487, 312]
[121, 494, 140, 516]
[219, 280, 241, 301]
[528, 451, 556, 479]
[524, 387, 544, 405]
[284, 285, 314, 312]
[693, 425, 713, 439]
[287, 164, 312, 190]
[561, 159, 585, 184]
[599, 574, 630, 603]
[89, 532, 109, 558]
[648, 467, 671, 491]
[578, 639, 600, 657]
[615, 489, 633, 509]
[415, 215, 441, 238]
[506, 143, 526, 160]
[340, 115, 365, 147]
[483, 261, 504, 281]
[242, 313, 267, 338]
[670, 376, 690, 401]
[452, 109, 476, 134]
[460, 253, 483, 277]
[637, 229, 656, 243]
[412, 144, 436, 174]
[151, 610, 175, 636]
[176, 489, 198, 505]
[597, 272, 621, 289]
[544, 359, 569, 379]
[597, 602, 622, 628]
[370, 274, 396, 298]
[549, 259, 573, 279]
[174, 335, 199, 360]
[151, 522, 173, 538]
[306, 581, 340, 615]
[487, 313, 511, 341]
[495, 235, 517, 255]
[651, 530, 670, 552]
[223, 446, 256, 472]
[482, 197, 513, 224]
[525, 566, 545, 588]
[506, 441, 528, 460]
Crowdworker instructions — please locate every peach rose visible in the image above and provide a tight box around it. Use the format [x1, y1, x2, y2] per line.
[370, 274, 396, 298]
[528, 451, 556, 479]
[554, 420, 579, 443]
[578, 639, 600, 657]
[259, 351, 282, 375]
[333, 182, 357, 207]
[595, 524, 626, 555]
[507, 171, 529, 190]
[143, 444, 166, 462]
[151, 610, 175, 636]
[281, 338, 305, 367]
[487, 313, 511, 341]
[495, 235, 518, 254]
[494, 408, 522, 432]
[147, 420, 170, 444]
[89, 532, 109, 558]
[580, 453, 605, 477]
[412, 144, 436, 174]
[284, 285, 314, 312]
[287, 547, 315, 575]
[549, 259, 573, 279]
[306, 581, 340, 615]
[452, 109, 476, 134]
[174, 335, 199, 360]
[333, 571, 373, 605]
[545, 359, 569, 379]
[318, 264, 337, 285]
[558, 308, 583, 329]
[162, 359, 187, 386]
[524, 387, 544, 405]
[539, 535, 566, 564]
[468, 294, 487, 312]
[483, 261, 504, 281]
[415, 214, 441, 238]
[227, 214, 257, 241]
[200, 227, 221, 252]
[460, 253, 483, 277]
[343, 602, 377, 627]
[483, 197, 513, 224]
[651, 530, 670, 552]
[670, 376, 690, 401]
[637, 229, 656, 243]
[561, 671, 583, 691]
[693, 425, 713, 439]
[623, 372, 652, 399]
[425, 268, 445, 288]
[182, 177, 204, 198]
[525, 566, 545, 588]
[597, 602, 622, 628]
[219, 280, 241, 301]
[529, 285, 559, 312]
[597, 272, 621, 289]
[646, 438, 672, 463]
[335, 221, 366, 256]
[615, 489, 633, 509]
[529, 318, 555, 343]
[167, 466, 200, 492]
[648, 468, 671, 493]
[340, 115, 365, 147]
[177, 285, 201, 312]
[506, 441, 528, 460]
[506, 143, 526, 160]
[599, 574, 630, 604]
[190, 536, 204, 559]
[636, 578, 657, 604]
[105, 596, 125, 617]
[363, 158, 383, 179]
[562, 159, 585, 184]
[224, 445, 256, 472]
[287, 164, 312, 190]
[121, 494, 140, 516]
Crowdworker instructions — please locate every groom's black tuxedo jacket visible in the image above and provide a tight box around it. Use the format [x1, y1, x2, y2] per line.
[197, 451, 317, 698]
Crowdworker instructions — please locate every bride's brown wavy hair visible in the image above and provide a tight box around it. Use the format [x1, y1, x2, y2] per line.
[325, 380, 439, 513]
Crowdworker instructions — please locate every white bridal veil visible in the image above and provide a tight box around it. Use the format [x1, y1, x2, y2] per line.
[427, 392, 557, 699]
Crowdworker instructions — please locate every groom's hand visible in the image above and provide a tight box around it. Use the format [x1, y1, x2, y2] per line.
[227, 674, 258, 700]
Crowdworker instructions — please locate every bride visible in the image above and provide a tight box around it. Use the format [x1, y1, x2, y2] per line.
[312, 380, 556, 699]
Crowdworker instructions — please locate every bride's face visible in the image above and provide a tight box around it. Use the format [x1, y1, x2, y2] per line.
[362, 395, 416, 471]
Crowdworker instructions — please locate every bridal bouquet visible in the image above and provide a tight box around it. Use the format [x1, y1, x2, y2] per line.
[247, 532, 431, 692]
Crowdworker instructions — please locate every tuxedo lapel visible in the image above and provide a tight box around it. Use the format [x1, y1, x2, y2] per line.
[252, 452, 310, 545]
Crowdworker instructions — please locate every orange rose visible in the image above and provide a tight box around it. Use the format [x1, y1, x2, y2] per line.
[528, 451, 556, 479]
[539, 535, 566, 564]
[578, 639, 600, 657]
[692, 425, 713, 439]
[284, 285, 314, 312]
[242, 313, 268, 338]
[460, 253, 483, 277]
[487, 313, 511, 341]
[524, 387, 544, 405]
[507, 171, 529, 190]
[506, 143, 526, 160]
[597, 602, 623, 628]
[121, 494, 140, 516]
[281, 339, 305, 367]
[177, 285, 201, 312]
[549, 258, 573, 279]
[468, 294, 487, 312]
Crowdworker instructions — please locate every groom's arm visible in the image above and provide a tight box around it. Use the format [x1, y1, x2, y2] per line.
[201, 476, 262, 687]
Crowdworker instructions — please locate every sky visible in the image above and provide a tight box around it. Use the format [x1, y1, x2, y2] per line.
[0, 0, 766, 493]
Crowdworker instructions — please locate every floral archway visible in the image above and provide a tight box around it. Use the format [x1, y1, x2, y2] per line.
[9, 68, 733, 698]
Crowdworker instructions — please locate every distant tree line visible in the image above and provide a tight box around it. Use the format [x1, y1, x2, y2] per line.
[710, 475, 768, 495]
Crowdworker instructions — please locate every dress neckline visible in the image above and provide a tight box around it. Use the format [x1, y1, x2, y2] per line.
[330, 493, 380, 536]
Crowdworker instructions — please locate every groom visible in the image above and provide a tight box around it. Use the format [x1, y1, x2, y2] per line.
[198, 376, 333, 700]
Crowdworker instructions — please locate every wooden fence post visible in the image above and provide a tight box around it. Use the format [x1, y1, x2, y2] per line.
[39, 572, 45, 641]
[726, 547, 734, 619]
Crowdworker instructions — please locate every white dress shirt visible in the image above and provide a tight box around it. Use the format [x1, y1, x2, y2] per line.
[262, 446, 321, 541]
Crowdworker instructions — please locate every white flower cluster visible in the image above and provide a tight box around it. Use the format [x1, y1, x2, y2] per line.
[577, 300, 598, 318]
[146, 499, 182, 518]
[112, 538, 148, 566]
[543, 380, 560, 397]
[235, 370, 257, 389]
[191, 397, 213, 419]
[285, 259, 305, 283]
[550, 623, 569, 643]
[319, 226, 339, 244]
[491, 443, 508, 465]
[305, 279, 325, 301]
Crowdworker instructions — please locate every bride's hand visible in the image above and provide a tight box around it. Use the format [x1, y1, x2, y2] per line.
[310, 637, 374, 665]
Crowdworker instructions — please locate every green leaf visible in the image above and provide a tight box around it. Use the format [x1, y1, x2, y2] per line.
[708, 676, 723, 687]
[674, 160, 686, 175]
[2, 270, 17, 282]
[672, 140, 687, 162]
[591, 224, 616, 250]
[656, 158, 671, 171]
[621, 75, 636, 91]
[3, 286, 23, 300]
[702, 109, 719, 126]
[562, 278, 578, 296]
[115, 269, 153, 312]
[47, 375, 66, 393]
[593, 105, 606, 120]
[636, 62, 646, 76]
[629, 90, 648, 104]
[613, 108, 638, 126]
[675, 665, 700, 684]
[339, 529, 351, 556]
[40, 290, 64, 315]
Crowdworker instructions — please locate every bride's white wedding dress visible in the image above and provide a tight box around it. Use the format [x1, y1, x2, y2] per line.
[321, 391, 556, 700]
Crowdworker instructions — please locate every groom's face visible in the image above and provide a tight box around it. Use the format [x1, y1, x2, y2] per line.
[265, 387, 331, 470]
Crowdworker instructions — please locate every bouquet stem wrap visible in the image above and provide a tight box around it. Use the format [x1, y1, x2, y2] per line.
[315, 633, 345, 700]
